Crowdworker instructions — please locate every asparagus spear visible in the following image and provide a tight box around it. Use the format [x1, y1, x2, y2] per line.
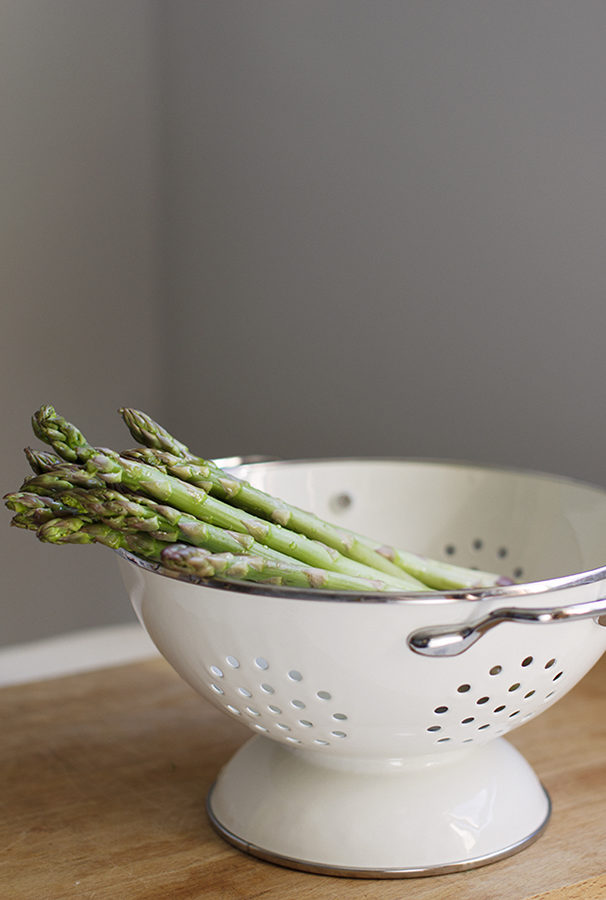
[24, 447, 64, 475]
[10, 509, 71, 530]
[32, 406, 423, 589]
[11, 512, 42, 529]
[24, 501, 409, 592]
[58, 485, 373, 575]
[119, 407, 194, 458]
[4, 491, 79, 528]
[16, 499, 405, 593]
[20, 466, 107, 495]
[4, 490, 76, 517]
[37, 516, 165, 559]
[160, 544, 397, 592]
[119, 415, 416, 584]
[120, 411, 509, 590]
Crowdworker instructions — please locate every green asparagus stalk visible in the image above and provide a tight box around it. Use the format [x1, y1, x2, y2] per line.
[4, 491, 79, 528]
[120, 412, 509, 591]
[20, 466, 107, 495]
[7, 483, 316, 570]
[11, 512, 41, 529]
[37, 516, 166, 560]
[11, 509, 72, 530]
[120, 440, 419, 585]
[20, 500, 407, 593]
[58, 485, 373, 576]
[25, 501, 404, 593]
[4, 490, 76, 516]
[32, 406, 423, 589]
[119, 407, 194, 458]
[120, 409, 418, 583]
[24, 447, 64, 475]
[160, 544, 398, 592]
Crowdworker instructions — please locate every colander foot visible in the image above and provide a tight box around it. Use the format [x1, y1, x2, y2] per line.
[207, 735, 551, 878]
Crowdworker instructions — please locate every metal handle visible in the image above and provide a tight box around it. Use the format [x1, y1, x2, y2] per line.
[407, 597, 606, 657]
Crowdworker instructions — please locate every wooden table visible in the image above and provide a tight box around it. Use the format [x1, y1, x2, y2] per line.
[2, 653, 605, 900]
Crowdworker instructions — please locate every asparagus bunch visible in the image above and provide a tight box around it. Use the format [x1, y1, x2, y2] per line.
[3, 403, 512, 593]
[28, 406, 421, 589]
[6, 485, 400, 593]
[4, 407, 418, 591]
[120, 408, 511, 591]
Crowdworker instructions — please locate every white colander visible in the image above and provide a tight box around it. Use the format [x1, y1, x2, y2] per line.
[117, 459, 606, 878]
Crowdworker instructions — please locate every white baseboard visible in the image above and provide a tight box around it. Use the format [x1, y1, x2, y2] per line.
[0, 623, 159, 687]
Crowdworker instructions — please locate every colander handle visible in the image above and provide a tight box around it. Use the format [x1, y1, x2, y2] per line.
[407, 596, 606, 657]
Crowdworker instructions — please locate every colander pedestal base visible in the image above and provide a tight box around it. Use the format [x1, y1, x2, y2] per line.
[207, 735, 551, 878]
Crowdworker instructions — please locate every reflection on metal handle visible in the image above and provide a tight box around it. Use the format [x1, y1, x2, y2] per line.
[408, 597, 606, 657]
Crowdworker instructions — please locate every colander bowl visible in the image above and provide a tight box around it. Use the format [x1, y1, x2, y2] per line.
[117, 458, 606, 877]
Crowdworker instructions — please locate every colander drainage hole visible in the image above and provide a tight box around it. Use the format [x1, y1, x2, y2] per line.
[238, 687, 252, 698]
[290, 699, 305, 709]
[317, 691, 332, 701]
[255, 657, 269, 670]
[209, 665, 224, 678]
[457, 684, 471, 693]
[476, 696, 489, 705]
[434, 706, 448, 714]
[493, 705, 506, 713]
[489, 665, 502, 675]
[210, 683, 224, 695]
[478, 724, 490, 730]
[260, 683, 274, 694]
[545, 658, 556, 669]
[288, 670, 303, 682]
[508, 683, 521, 692]
[427, 725, 442, 732]
[521, 656, 533, 667]
[330, 492, 353, 512]
[553, 671, 563, 681]
[268, 705, 282, 715]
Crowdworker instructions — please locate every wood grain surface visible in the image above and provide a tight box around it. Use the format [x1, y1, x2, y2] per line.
[1, 652, 605, 900]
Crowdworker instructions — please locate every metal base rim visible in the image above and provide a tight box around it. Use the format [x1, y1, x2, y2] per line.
[206, 782, 552, 879]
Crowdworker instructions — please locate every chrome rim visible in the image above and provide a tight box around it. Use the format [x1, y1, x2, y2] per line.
[205, 781, 552, 879]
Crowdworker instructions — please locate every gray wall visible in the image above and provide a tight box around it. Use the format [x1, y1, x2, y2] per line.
[3, 2, 606, 646]
[163, 2, 606, 477]
[0, 1, 162, 644]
